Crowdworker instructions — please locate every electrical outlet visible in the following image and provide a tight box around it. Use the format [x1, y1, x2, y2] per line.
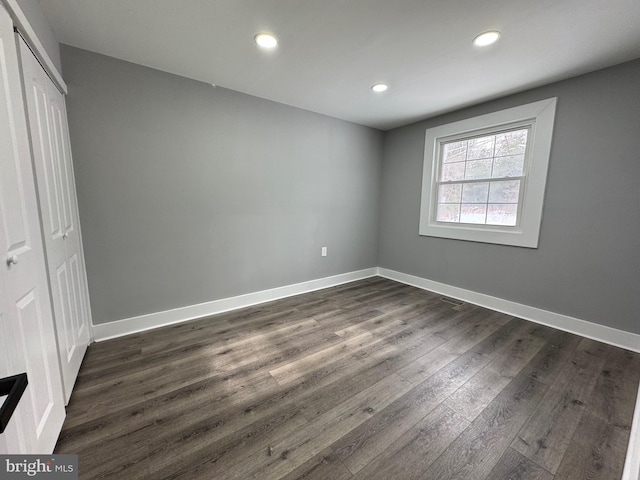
[321, 246, 327, 257]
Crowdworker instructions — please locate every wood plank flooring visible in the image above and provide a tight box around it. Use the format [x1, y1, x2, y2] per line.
[55, 277, 640, 479]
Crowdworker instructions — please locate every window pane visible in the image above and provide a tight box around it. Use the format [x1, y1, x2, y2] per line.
[489, 180, 520, 203]
[438, 184, 462, 203]
[441, 162, 465, 181]
[493, 155, 524, 178]
[437, 203, 460, 222]
[434, 124, 531, 229]
[467, 136, 495, 160]
[460, 204, 487, 224]
[443, 141, 467, 163]
[487, 204, 518, 226]
[461, 182, 489, 203]
[494, 129, 528, 156]
[465, 159, 493, 180]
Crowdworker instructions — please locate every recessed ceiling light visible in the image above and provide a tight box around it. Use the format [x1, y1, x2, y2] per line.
[473, 30, 501, 47]
[254, 33, 278, 49]
[371, 83, 388, 93]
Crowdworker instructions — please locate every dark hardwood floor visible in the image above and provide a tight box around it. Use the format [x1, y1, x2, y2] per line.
[55, 277, 640, 479]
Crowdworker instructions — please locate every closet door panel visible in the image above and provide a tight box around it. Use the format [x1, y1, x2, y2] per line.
[19, 37, 90, 404]
[14, 291, 60, 436]
[69, 251, 88, 343]
[54, 261, 74, 362]
[30, 79, 63, 238]
[50, 83, 90, 347]
[19, 38, 71, 377]
[49, 97, 73, 232]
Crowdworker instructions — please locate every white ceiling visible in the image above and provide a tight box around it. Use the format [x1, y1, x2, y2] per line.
[40, 0, 640, 130]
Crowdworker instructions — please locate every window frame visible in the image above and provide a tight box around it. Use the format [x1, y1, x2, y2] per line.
[419, 98, 557, 248]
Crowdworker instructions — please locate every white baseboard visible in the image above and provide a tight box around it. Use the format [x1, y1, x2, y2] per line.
[91, 268, 378, 341]
[377, 267, 640, 353]
[94, 265, 640, 350]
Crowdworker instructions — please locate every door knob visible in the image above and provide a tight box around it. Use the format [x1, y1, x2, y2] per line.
[6, 255, 18, 266]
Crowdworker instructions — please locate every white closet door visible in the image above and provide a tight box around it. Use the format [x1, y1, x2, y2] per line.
[18, 37, 91, 404]
[0, 6, 65, 453]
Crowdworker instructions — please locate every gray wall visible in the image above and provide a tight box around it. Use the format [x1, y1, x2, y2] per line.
[14, 0, 62, 73]
[61, 45, 383, 325]
[61, 42, 640, 334]
[379, 59, 640, 334]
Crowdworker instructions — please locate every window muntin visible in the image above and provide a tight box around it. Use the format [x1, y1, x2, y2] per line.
[434, 126, 530, 227]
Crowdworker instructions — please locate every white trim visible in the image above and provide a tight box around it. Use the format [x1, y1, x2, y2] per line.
[623, 383, 640, 480]
[92, 268, 378, 341]
[419, 98, 557, 248]
[377, 267, 640, 353]
[1, 0, 67, 94]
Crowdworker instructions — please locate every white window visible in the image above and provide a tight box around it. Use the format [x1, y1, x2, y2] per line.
[419, 98, 557, 248]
